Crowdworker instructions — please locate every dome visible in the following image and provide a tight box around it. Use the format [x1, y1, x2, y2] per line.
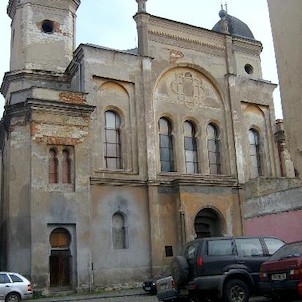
[212, 13, 255, 40]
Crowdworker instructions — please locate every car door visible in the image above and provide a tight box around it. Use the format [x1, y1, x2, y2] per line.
[201, 238, 235, 276]
[0, 273, 12, 300]
[234, 237, 268, 285]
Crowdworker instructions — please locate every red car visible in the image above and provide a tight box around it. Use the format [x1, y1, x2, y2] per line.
[259, 241, 302, 301]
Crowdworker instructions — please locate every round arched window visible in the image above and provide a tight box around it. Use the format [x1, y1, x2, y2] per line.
[49, 228, 71, 248]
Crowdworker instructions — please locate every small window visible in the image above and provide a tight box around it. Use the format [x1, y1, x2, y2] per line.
[235, 238, 263, 257]
[49, 148, 58, 183]
[263, 238, 284, 256]
[244, 64, 254, 75]
[208, 240, 232, 256]
[165, 246, 173, 257]
[112, 212, 127, 249]
[0, 274, 10, 284]
[62, 149, 71, 183]
[42, 20, 54, 34]
[9, 274, 23, 283]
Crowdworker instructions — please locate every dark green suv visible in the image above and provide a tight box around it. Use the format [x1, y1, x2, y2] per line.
[160, 236, 284, 302]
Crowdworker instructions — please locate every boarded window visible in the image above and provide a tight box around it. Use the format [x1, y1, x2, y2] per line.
[112, 212, 127, 249]
[49, 148, 58, 183]
[62, 149, 71, 183]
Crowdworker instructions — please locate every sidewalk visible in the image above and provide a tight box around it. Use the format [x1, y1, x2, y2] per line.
[31, 288, 145, 302]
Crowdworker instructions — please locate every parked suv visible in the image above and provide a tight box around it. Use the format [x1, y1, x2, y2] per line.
[157, 236, 284, 302]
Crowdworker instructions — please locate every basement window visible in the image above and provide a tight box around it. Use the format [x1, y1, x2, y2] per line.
[42, 20, 54, 34]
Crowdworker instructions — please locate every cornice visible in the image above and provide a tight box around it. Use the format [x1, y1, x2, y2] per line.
[1, 70, 70, 98]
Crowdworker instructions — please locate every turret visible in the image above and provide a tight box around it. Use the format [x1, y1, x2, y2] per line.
[7, 0, 80, 73]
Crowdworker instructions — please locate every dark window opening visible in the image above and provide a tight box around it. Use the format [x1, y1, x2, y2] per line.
[159, 118, 175, 172]
[42, 20, 54, 34]
[165, 246, 173, 257]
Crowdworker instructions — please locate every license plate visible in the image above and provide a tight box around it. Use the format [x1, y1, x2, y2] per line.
[271, 273, 287, 281]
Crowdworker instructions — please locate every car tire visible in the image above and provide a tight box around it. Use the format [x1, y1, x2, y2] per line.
[5, 293, 21, 302]
[171, 255, 189, 287]
[223, 279, 249, 302]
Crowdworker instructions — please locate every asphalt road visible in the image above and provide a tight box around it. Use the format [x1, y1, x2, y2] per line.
[57, 293, 272, 302]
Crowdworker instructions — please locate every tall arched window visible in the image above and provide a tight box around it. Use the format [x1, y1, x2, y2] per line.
[49, 148, 58, 183]
[249, 128, 262, 178]
[104, 110, 122, 169]
[183, 121, 198, 173]
[159, 118, 175, 172]
[62, 149, 71, 183]
[207, 123, 221, 174]
[112, 212, 127, 249]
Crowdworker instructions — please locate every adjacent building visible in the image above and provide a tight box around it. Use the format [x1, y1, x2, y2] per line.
[0, 0, 296, 293]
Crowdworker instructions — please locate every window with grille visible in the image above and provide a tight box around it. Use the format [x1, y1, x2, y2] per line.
[207, 124, 221, 174]
[183, 121, 198, 173]
[249, 128, 262, 177]
[104, 111, 122, 169]
[159, 118, 175, 172]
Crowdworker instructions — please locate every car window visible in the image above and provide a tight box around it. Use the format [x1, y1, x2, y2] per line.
[9, 274, 23, 282]
[0, 274, 10, 284]
[208, 239, 232, 256]
[184, 244, 196, 259]
[269, 241, 302, 261]
[235, 238, 263, 257]
[263, 237, 284, 255]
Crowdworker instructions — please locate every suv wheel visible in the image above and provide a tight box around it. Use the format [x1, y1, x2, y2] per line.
[5, 293, 21, 302]
[223, 279, 249, 302]
[171, 256, 189, 286]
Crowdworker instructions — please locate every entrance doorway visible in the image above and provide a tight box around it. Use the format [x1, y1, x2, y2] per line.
[49, 228, 72, 287]
[194, 208, 222, 238]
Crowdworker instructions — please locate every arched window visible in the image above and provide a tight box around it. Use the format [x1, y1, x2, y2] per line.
[112, 212, 127, 249]
[207, 124, 221, 174]
[159, 118, 175, 172]
[104, 110, 122, 169]
[49, 148, 58, 183]
[62, 149, 71, 183]
[183, 121, 198, 173]
[249, 128, 262, 177]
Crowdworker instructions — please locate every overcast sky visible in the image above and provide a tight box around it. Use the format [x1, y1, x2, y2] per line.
[0, 0, 282, 118]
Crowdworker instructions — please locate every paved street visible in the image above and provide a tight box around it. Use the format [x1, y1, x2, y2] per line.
[40, 292, 272, 302]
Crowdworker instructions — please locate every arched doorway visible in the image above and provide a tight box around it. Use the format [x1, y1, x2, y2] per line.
[49, 228, 72, 287]
[194, 208, 223, 238]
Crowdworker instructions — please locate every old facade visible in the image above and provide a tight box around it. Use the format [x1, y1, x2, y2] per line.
[0, 0, 287, 293]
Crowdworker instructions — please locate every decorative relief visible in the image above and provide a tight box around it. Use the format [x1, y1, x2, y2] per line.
[156, 69, 221, 111]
